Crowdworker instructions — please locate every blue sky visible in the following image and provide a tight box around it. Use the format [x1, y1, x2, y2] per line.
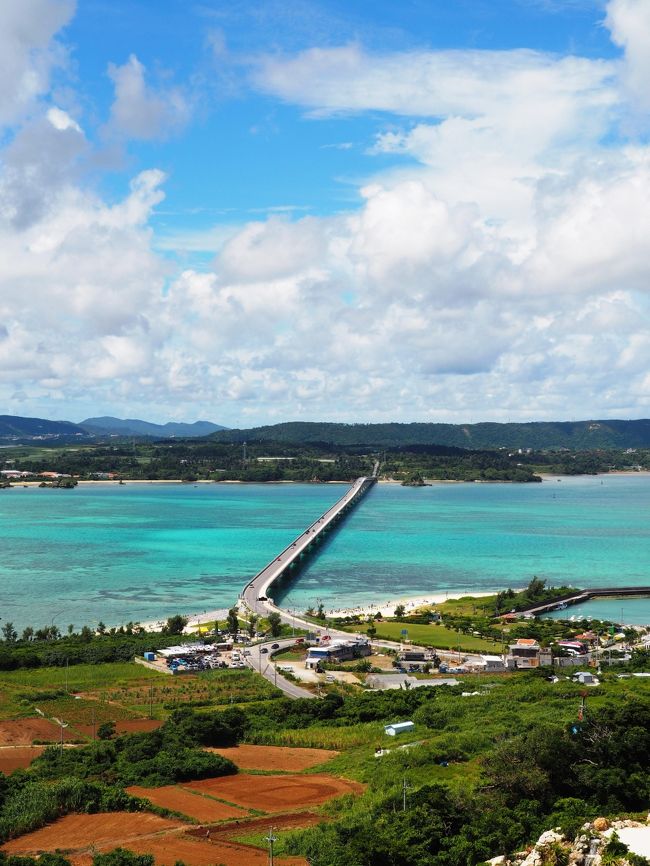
[1, 0, 650, 425]
[65, 0, 618, 247]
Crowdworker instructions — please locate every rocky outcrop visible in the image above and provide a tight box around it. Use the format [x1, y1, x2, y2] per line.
[487, 816, 650, 866]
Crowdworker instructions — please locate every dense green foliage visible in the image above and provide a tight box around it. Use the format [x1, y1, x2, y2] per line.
[276, 684, 650, 865]
[0, 627, 198, 671]
[4, 426, 650, 483]
[210, 419, 650, 450]
[0, 774, 138, 841]
[30, 709, 240, 787]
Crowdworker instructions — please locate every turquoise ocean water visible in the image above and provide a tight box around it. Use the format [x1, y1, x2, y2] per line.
[1, 475, 649, 630]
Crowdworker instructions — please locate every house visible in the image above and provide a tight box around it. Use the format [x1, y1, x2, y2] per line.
[477, 654, 506, 672]
[384, 721, 415, 736]
[305, 638, 371, 669]
[573, 671, 600, 686]
[506, 639, 552, 669]
[574, 631, 597, 644]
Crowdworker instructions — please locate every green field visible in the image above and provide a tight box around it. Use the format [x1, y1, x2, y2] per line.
[0, 661, 281, 724]
[346, 620, 502, 652]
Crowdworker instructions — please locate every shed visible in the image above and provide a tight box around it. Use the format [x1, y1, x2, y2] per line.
[573, 671, 599, 685]
[384, 721, 415, 737]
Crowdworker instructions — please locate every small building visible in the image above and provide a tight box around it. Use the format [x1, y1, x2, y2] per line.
[478, 654, 506, 672]
[505, 639, 553, 669]
[554, 652, 592, 668]
[507, 638, 541, 669]
[574, 631, 597, 644]
[400, 650, 426, 662]
[384, 721, 415, 737]
[573, 671, 599, 686]
[305, 638, 371, 669]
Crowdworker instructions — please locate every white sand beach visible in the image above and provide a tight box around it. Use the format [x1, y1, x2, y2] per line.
[325, 591, 497, 619]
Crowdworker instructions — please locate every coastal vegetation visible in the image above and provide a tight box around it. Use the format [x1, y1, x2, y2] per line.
[4, 434, 650, 485]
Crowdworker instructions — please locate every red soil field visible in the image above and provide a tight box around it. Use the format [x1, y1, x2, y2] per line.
[207, 744, 339, 771]
[2, 812, 182, 855]
[111, 834, 307, 866]
[0, 746, 44, 773]
[185, 773, 363, 811]
[190, 810, 324, 839]
[127, 785, 249, 822]
[73, 718, 162, 738]
[3, 811, 309, 866]
[0, 718, 72, 746]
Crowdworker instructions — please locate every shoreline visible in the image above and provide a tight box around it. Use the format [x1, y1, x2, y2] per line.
[5, 470, 650, 489]
[139, 591, 499, 634]
[322, 591, 497, 619]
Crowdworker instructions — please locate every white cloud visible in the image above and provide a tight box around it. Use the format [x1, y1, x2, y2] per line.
[0, 0, 74, 128]
[47, 105, 81, 133]
[4, 0, 650, 425]
[107, 54, 190, 140]
[253, 44, 616, 122]
[606, 0, 650, 110]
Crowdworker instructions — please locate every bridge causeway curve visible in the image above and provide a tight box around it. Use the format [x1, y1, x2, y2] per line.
[240, 473, 377, 621]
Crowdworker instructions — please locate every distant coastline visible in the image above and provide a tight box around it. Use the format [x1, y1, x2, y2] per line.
[5, 470, 650, 489]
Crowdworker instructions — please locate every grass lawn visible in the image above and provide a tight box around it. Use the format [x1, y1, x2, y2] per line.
[345, 621, 502, 652]
[274, 647, 308, 662]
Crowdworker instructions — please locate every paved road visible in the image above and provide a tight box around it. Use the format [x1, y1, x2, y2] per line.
[238, 464, 482, 700]
[245, 637, 316, 699]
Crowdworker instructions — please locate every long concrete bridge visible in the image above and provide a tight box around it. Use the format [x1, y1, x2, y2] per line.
[241, 471, 377, 621]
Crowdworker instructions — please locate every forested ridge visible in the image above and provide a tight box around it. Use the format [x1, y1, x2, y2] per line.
[211, 419, 650, 449]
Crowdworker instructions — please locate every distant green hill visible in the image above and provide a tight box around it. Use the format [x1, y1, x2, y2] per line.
[211, 419, 650, 450]
[0, 414, 226, 441]
[81, 416, 226, 438]
[0, 415, 87, 439]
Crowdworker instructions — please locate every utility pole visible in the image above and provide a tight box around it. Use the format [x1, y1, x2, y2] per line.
[265, 827, 278, 866]
[149, 684, 154, 720]
[402, 777, 412, 811]
[58, 720, 68, 755]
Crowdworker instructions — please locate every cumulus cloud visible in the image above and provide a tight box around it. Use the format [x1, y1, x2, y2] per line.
[0, 0, 74, 128]
[3, 0, 650, 424]
[606, 0, 650, 110]
[107, 54, 190, 140]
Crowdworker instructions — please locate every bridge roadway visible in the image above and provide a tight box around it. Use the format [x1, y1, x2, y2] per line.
[240, 471, 378, 699]
[241, 474, 377, 620]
